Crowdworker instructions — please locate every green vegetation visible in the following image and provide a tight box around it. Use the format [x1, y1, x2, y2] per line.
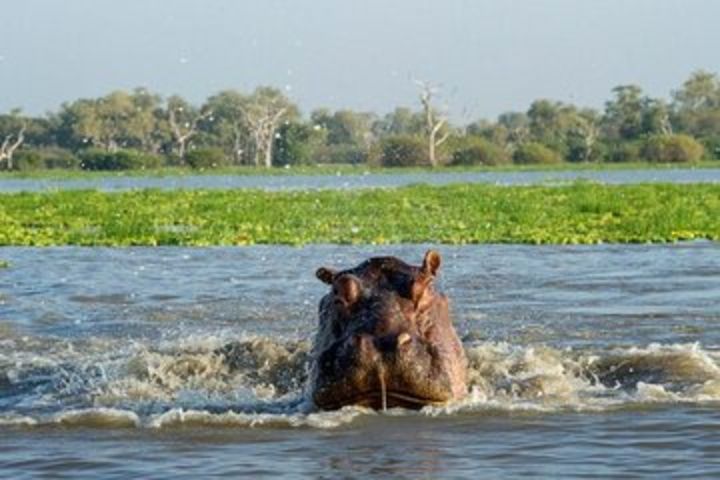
[79, 148, 164, 171]
[1, 70, 720, 172]
[1, 183, 718, 246]
[0, 260, 8, 268]
[371, 135, 429, 167]
[640, 134, 705, 163]
[449, 137, 510, 166]
[513, 142, 563, 165]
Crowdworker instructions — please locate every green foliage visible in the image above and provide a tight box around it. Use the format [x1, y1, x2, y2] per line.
[372, 135, 428, 167]
[701, 136, 720, 160]
[203, 90, 250, 164]
[372, 108, 425, 137]
[449, 137, 510, 166]
[513, 142, 562, 165]
[641, 134, 705, 163]
[185, 147, 230, 169]
[79, 148, 164, 170]
[313, 144, 367, 165]
[0, 260, 9, 268]
[273, 122, 327, 166]
[60, 89, 163, 151]
[604, 141, 641, 163]
[603, 85, 645, 140]
[672, 70, 720, 137]
[311, 109, 374, 146]
[13, 148, 81, 170]
[0, 184, 718, 246]
[2, 70, 720, 171]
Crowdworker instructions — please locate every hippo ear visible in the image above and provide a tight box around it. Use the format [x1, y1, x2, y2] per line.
[334, 274, 362, 306]
[421, 250, 441, 277]
[316, 267, 337, 284]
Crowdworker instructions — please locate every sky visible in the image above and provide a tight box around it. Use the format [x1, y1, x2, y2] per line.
[1, 0, 719, 122]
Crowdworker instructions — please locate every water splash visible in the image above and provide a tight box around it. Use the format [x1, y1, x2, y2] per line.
[2, 330, 720, 429]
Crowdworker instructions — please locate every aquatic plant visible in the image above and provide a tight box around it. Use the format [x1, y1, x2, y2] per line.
[0, 182, 718, 246]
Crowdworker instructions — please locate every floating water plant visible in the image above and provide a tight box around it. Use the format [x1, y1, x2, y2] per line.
[0, 183, 718, 246]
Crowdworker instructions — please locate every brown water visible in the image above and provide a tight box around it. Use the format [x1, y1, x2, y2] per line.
[1, 244, 720, 478]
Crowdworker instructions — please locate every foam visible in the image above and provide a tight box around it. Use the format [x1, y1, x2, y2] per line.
[3, 336, 720, 430]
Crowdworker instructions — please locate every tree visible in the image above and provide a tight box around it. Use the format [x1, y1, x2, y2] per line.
[372, 107, 425, 137]
[310, 109, 375, 147]
[204, 90, 251, 164]
[241, 87, 297, 168]
[466, 113, 529, 152]
[166, 95, 213, 160]
[641, 98, 672, 136]
[416, 81, 449, 167]
[57, 89, 163, 153]
[0, 109, 26, 170]
[672, 70, 720, 137]
[128, 87, 165, 153]
[273, 121, 327, 166]
[602, 85, 645, 141]
[497, 111, 530, 149]
[565, 109, 601, 162]
[527, 99, 567, 150]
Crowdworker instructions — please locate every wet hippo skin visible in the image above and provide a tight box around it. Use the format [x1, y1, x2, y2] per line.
[310, 250, 468, 410]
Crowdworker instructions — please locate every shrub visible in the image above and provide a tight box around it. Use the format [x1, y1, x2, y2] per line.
[12, 150, 45, 170]
[640, 134, 705, 163]
[185, 147, 229, 169]
[604, 141, 642, 163]
[79, 148, 164, 170]
[372, 135, 428, 167]
[313, 144, 368, 165]
[512, 142, 562, 165]
[701, 136, 720, 160]
[13, 148, 81, 170]
[449, 137, 509, 166]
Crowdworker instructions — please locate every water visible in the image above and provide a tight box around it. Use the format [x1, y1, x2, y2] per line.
[1, 243, 720, 477]
[1, 167, 719, 192]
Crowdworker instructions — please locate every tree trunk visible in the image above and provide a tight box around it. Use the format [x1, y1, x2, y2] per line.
[264, 133, 274, 168]
[428, 135, 436, 167]
[0, 124, 26, 171]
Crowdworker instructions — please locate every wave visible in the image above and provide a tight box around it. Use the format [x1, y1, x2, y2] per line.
[2, 334, 720, 429]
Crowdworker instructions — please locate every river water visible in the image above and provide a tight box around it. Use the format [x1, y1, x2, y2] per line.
[1, 243, 719, 477]
[1, 167, 720, 192]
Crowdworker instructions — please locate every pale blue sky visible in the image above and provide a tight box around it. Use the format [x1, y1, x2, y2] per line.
[1, 0, 718, 122]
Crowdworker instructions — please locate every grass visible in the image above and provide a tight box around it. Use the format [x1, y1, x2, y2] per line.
[1, 160, 719, 180]
[0, 260, 8, 268]
[0, 183, 718, 246]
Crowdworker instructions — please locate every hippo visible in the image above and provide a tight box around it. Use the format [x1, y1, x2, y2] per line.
[309, 250, 468, 410]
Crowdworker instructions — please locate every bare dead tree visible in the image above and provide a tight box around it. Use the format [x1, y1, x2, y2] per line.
[659, 110, 673, 135]
[416, 80, 449, 167]
[0, 123, 26, 170]
[242, 103, 287, 168]
[168, 106, 213, 159]
[569, 115, 600, 162]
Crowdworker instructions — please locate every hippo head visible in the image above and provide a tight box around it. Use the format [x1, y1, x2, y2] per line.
[310, 250, 468, 410]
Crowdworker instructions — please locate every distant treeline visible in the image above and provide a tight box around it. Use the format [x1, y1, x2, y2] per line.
[1, 70, 719, 171]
